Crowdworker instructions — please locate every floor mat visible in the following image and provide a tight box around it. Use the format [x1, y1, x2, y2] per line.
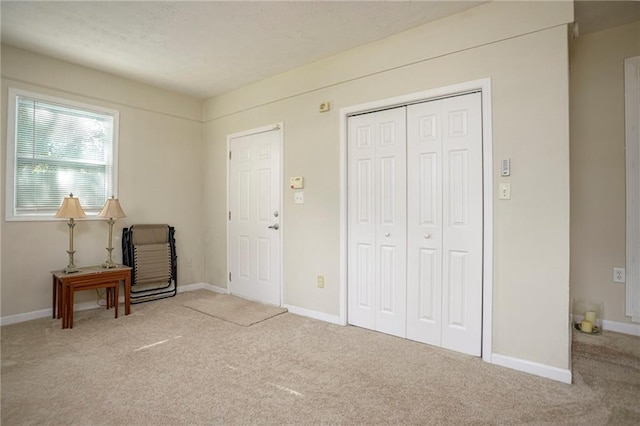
[182, 293, 287, 326]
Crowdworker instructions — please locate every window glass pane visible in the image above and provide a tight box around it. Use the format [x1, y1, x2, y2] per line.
[16, 158, 108, 211]
[11, 93, 116, 216]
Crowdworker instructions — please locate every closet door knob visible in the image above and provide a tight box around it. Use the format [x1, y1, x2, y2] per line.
[384, 233, 390, 237]
[424, 234, 431, 239]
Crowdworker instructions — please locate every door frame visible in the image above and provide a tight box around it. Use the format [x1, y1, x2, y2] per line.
[226, 123, 285, 306]
[625, 56, 640, 320]
[339, 79, 494, 361]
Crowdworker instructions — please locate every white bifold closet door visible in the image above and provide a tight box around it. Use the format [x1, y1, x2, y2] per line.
[347, 107, 407, 338]
[347, 92, 482, 356]
[406, 93, 483, 356]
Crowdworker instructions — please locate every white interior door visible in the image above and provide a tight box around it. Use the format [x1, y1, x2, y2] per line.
[348, 107, 407, 338]
[228, 127, 281, 306]
[407, 93, 483, 356]
[347, 92, 483, 356]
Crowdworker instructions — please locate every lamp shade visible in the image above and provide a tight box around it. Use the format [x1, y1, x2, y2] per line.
[98, 196, 126, 219]
[55, 193, 87, 219]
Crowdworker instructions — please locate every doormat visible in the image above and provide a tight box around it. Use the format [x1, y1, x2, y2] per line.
[183, 293, 287, 327]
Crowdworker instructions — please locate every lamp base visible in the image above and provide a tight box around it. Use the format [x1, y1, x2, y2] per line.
[101, 260, 118, 269]
[102, 244, 117, 269]
[64, 247, 79, 273]
[64, 265, 80, 274]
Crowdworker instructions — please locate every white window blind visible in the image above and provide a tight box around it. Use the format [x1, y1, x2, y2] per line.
[6, 88, 119, 219]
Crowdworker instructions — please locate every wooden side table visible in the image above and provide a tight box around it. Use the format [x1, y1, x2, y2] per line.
[52, 265, 132, 329]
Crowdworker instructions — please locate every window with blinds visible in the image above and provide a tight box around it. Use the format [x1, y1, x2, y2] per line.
[6, 88, 119, 220]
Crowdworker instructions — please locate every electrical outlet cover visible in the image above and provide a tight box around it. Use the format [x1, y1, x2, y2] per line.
[613, 267, 625, 283]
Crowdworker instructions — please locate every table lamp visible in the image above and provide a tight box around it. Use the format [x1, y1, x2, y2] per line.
[98, 196, 127, 268]
[55, 193, 86, 273]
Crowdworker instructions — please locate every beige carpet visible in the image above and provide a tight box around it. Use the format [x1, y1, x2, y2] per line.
[182, 292, 287, 326]
[1, 289, 639, 425]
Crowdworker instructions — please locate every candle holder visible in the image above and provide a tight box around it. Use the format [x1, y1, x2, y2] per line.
[572, 298, 604, 334]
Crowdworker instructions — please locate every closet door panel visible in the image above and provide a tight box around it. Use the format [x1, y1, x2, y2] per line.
[348, 114, 376, 330]
[374, 108, 407, 338]
[407, 101, 443, 345]
[348, 107, 407, 338]
[441, 93, 483, 357]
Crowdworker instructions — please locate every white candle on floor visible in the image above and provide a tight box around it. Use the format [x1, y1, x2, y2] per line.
[585, 311, 596, 324]
[581, 320, 593, 333]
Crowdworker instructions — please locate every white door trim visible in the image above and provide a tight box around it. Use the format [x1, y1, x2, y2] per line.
[339, 79, 494, 362]
[226, 122, 285, 306]
[625, 56, 640, 321]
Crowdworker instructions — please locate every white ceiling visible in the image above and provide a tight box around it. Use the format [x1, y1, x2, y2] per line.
[1, 1, 638, 100]
[0, 1, 483, 99]
[574, 0, 640, 35]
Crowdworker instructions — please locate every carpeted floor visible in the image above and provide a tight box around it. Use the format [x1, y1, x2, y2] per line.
[1, 289, 639, 425]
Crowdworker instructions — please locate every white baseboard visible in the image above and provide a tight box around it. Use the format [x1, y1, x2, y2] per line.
[601, 319, 640, 336]
[1, 299, 113, 326]
[284, 304, 344, 325]
[0, 282, 229, 326]
[177, 282, 229, 294]
[491, 353, 572, 384]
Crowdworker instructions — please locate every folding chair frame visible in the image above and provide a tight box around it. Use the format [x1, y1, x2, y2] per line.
[122, 225, 177, 304]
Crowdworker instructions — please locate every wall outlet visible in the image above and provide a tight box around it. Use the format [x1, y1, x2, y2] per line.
[499, 183, 511, 200]
[317, 275, 325, 288]
[613, 267, 625, 283]
[294, 192, 304, 204]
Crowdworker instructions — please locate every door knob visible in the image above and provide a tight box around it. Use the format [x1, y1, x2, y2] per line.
[384, 232, 390, 237]
[268, 223, 280, 230]
[424, 234, 431, 239]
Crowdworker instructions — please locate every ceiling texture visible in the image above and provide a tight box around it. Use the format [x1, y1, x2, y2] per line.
[1, 1, 638, 100]
[0, 1, 483, 99]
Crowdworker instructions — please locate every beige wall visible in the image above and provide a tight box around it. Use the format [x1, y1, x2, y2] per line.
[570, 21, 640, 323]
[0, 1, 576, 372]
[1, 45, 204, 317]
[203, 1, 573, 369]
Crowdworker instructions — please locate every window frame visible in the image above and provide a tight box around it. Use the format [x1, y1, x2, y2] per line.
[5, 88, 120, 221]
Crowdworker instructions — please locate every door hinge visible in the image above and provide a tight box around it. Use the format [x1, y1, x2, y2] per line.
[228, 211, 231, 220]
[229, 272, 232, 282]
[229, 151, 232, 160]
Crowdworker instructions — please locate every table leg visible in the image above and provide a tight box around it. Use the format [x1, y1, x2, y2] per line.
[68, 284, 75, 329]
[125, 274, 131, 316]
[106, 287, 112, 310]
[52, 276, 56, 319]
[114, 282, 119, 319]
[62, 282, 68, 329]
[57, 280, 63, 320]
